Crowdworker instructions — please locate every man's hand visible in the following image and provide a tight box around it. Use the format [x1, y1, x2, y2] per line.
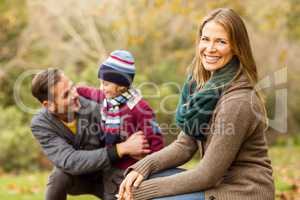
[116, 131, 151, 158]
[117, 170, 144, 200]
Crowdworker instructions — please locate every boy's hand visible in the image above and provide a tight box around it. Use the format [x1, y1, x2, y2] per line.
[116, 131, 151, 158]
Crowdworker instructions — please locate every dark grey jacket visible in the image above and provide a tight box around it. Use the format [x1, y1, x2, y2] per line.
[31, 97, 119, 175]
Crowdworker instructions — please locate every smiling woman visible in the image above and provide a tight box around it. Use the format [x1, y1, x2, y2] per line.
[118, 8, 275, 200]
[199, 21, 233, 71]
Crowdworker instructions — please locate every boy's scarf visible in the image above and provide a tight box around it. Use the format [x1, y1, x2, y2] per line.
[175, 57, 240, 140]
[101, 88, 141, 144]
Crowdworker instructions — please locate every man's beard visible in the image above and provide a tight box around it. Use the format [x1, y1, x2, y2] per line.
[53, 103, 77, 122]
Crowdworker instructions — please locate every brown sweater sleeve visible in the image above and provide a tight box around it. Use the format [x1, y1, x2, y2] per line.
[131, 98, 259, 200]
[124, 131, 198, 179]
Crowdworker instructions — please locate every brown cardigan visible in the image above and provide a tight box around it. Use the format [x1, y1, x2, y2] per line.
[125, 73, 275, 200]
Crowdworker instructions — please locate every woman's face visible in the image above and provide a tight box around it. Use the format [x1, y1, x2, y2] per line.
[199, 21, 234, 72]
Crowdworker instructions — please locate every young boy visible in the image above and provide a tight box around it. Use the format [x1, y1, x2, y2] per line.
[77, 50, 164, 170]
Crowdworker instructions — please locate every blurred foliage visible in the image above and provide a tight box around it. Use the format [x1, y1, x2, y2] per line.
[287, 0, 300, 41]
[0, 0, 299, 171]
[0, 106, 41, 172]
[0, 0, 27, 64]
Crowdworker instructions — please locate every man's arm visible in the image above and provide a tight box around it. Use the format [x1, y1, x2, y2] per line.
[31, 119, 150, 175]
[31, 123, 114, 175]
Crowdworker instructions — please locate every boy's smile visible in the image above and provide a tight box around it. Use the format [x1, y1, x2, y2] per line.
[100, 80, 123, 99]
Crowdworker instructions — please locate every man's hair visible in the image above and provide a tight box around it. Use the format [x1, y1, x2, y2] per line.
[31, 68, 62, 103]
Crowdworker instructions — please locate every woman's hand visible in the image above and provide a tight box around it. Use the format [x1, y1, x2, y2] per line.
[117, 170, 144, 200]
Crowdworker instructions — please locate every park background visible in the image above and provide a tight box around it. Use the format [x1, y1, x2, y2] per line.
[0, 0, 299, 199]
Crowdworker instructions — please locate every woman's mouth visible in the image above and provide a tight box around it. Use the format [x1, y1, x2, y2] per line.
[204, 55, 221, 64]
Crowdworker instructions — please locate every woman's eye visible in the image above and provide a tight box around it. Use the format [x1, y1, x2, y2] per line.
[201, 37, 208, 41]
[218, 40, 226, 44]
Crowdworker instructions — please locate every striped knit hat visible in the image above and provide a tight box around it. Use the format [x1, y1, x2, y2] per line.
[98, 50, 135, 87]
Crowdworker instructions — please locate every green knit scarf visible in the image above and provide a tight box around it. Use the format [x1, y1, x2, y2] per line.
[175, 57, 240, 140]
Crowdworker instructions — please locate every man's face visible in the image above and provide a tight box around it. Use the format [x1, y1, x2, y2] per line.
[46, 74, 81, 117]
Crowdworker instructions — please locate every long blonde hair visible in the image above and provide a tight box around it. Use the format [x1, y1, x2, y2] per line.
[189, 8, 267, 126]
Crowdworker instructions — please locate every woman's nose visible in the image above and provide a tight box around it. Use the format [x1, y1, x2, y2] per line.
[206, 41, 216, 52]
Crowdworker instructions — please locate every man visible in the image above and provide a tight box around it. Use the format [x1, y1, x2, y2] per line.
[30, 69, 150, 200]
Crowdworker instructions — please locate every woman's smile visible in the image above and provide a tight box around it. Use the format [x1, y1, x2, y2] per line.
[204, 54, 222, 64]
[199, 21, 233, 71]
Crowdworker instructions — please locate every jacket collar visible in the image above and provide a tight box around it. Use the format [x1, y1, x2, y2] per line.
[223, 70, 254, 96]
[42, 97, 98, 145]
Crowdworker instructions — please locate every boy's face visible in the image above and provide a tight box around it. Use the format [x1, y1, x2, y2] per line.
[100, 80, 121, 99]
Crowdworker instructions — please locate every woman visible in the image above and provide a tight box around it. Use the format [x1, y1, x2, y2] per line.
[118, 8, 275, 200]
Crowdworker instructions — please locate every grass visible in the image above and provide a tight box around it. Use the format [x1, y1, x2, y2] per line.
[0, 172, 98, 200]
[269, 146, 300, 198]
[0, 146, 299, 200]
